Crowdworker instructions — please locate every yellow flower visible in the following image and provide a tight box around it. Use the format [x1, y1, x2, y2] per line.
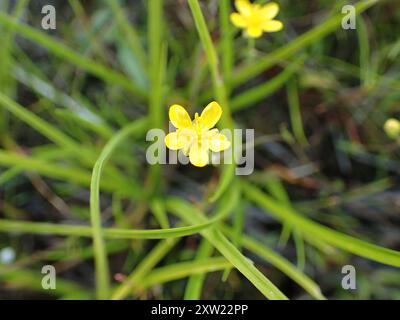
[384, 118, 400, 139]
[230, 0, 283, 38]
[165, 101, 231, 167]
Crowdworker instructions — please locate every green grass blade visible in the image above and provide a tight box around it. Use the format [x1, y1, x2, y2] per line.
[184, 239, 214, 299]
[13, 65, 104, 125]
[0, 267, 93, 299]
[0, 92, 79, 151]
[0, 149, 142, 197]
[150, 198, 170, 229]
[0, 150, 92, 187]
[166, 195, 289, 300]
[231, 56, 305, 111]
[221, 201, 245, 281]
[111, 238, 179, 300]
[221, 225, 326, 300]
[357, 15, 373, 87]
[0, 11, 147, 99]
[138, 257, 231, 291]
[287, 77, 309, 146]
[90, 119, 150, 299]
[242, 181, 400, 267]
[0, 205, 234, 240]
[148, 0, 166, 195]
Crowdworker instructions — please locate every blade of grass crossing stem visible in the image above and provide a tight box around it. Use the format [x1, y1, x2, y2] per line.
[0, 12, 147, 100]
[90, 119, 150, 299]
[150, 198, 170, 229]
[184, 240, 214, 299]
[242, 181, 400, 267]
[221, 225, 326, 300]
[231, 0, 378, 88]
[0, 196, 235, 240]
[188, 0, 235, 202]
[111, 238, 179, 300]
[166, 196, 288, 300]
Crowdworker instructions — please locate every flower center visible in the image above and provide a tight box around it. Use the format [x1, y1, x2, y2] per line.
[246, 5, 266, 29]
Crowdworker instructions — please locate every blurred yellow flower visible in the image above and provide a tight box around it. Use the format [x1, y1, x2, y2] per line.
[165, 101, 231, 167]
[384, 118, 400, 139]
[230, 0, 283, 38]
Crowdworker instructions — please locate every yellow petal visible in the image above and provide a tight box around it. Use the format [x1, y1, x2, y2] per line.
[261, 2, 279, 19]
[262, 20, 283, 32]
[246, 26, 263, 38]
[199, 101, 222, 130]
[235, 0, 251, 16]
[209, 133, 231, 152]
[189, 142, 209, 167]
[165, 131, 189, 150]
[169, 104, 192, 129]
[203, 128, 219, 138]
[230, 12, 247, 28]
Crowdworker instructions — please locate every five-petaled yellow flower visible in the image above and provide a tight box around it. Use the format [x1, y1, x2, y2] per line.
[230, 0, 283, 38]
[165, 102, 231, 167]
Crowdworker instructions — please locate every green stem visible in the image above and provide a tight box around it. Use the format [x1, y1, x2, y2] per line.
[219, 0, 233, 94]
[188, 0, 235, 202]
[184, 240, 214, 299]
[90, 119, 149, 299]
[148, 0, 165, 195]
[287, 77, 308, 146]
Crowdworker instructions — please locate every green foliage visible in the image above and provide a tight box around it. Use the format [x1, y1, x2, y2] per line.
[0, 0, 399, 300]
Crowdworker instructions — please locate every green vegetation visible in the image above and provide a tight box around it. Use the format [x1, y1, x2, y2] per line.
[0, 0, 399, 300]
